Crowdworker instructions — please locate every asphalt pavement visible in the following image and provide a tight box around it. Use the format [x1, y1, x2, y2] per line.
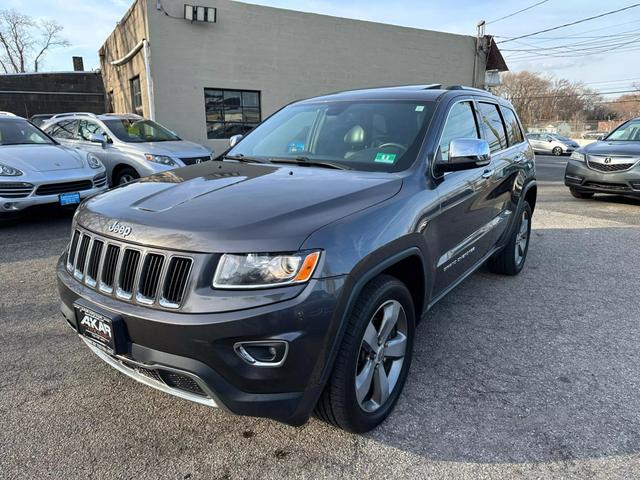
[1, 155, 639, 479]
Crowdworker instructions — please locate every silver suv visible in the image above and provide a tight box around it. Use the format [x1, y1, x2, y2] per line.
[526, 132, 579, 156]
[43, 113, 214, 186]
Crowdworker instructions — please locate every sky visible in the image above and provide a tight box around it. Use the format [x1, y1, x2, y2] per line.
[4, 0, 640, 98]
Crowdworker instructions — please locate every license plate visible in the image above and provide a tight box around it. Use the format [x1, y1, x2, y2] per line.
[75, 304, 116, 353]
[59, 192, 81, 206]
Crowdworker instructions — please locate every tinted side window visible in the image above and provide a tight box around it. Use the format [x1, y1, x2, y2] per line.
[46, 119, 78, 139]
[439, 101, 479, 162]
[78, 120, 106, 141]
[501, 107, 524, 145]
[527, 133, 538, 140]
[478, 102, 507, 153]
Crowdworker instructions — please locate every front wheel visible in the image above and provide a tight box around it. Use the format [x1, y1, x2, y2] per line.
[315, 274, 415, 433]
[552, 146, 563, 156]
[488, 201, 532, 276]
[570, 189, 594, 199]
[114, 167, 140, 186]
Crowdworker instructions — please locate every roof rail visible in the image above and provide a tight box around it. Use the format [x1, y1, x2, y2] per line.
[49, 112, 100, 121]
[446, 85, 488, 93]
[423, 84, 442, 90]
[102, 112, 143, 119]
[0, 111, 17, 116]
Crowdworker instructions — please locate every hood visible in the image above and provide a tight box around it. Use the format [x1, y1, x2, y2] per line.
[76, 161, 402, 253]
[582, 140, 640, 156]
[132, 140, 212, 159]
[0, 144, 85, 172]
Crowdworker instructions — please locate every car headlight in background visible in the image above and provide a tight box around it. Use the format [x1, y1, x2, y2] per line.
[87, 154, 103, 169]
[570, 151, 586, 162]
[0, 163, 23, 176]
[144, 154, 179, 166]
[213, 251, 321, 289]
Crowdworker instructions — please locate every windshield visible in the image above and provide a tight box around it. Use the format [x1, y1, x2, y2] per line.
[103, 119, 180, 143]
[605, 119, 640, 141]
[553, 134, 571, 142]
[0, 119, 54, 146]
[228, 100, 435, 172]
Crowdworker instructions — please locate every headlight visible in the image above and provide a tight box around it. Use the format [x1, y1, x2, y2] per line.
[87, 154, 103, 169]
[144, 154, 179, 166]
[0, 163, 23, 176]
[213, 251, 321, 289]
[570, 151, 586, 162]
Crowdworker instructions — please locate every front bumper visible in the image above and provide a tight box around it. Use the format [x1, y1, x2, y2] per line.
[57, 256, 348, 426]
[0, 174, 107, 212]
[564, 160, 640, 196]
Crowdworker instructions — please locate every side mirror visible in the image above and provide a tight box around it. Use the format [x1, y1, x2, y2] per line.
[89, 134, 106, 147]
[229, 134, 243, 148]
[436, 138, 490, 173]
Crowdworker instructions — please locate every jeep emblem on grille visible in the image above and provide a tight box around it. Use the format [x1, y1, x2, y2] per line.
[107, 220, 132, 238]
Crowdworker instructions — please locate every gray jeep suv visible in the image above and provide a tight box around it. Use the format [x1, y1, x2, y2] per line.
[57, 85, 536, 433]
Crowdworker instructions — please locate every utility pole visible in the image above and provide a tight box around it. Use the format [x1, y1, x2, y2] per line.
[472, 20, 485, 88]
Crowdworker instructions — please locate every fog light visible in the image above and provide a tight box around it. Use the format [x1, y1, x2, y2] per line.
[565, 174, 583, 184]
[233, 341, 288, 367]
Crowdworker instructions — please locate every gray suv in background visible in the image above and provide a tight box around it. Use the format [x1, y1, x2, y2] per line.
[526, 132, 580, 156]
[43, 113, 214, 186]
[57, 85, 536, 433]
[565, 117, 640, 199]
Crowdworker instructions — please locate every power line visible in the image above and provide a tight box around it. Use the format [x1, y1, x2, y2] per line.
[497, 4, 640, 44]
[493, 17, 640, 40]
[506, 89, 640, 101]
[486, 0, 551, 25]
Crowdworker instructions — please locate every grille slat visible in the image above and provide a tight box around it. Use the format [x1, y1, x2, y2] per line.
[101, 245, 121, 291]
[162, 257, 192, 307]
[86, 240, 104, 284]
[118, 249, 141, 297]
[0, 182, 34, 198]
[75, 235, 91, 277]
[36, 180, 93, 196]
[66, 228, 192, 309]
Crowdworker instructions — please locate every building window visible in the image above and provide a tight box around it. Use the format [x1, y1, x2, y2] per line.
[204, 88, 261, 139]
[130, 76, 143, 115]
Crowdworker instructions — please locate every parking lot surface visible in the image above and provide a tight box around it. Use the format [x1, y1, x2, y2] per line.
[1, 155, 639, 479]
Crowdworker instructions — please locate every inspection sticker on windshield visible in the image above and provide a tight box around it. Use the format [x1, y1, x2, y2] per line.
[375, 152, 397, 164]
[415, 105, 425, 112]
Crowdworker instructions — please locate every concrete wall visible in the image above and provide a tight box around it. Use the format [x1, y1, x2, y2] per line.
[99, 0, 150, 117]
[0, 72, 104, 118]
[104, 0, 485, 152]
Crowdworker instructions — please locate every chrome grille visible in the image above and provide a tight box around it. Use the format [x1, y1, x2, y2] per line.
[0, 182, 34, 198]
[587, 160, 635, 172]
[66, 228, 193, 309]
[36, 180, 93, 196]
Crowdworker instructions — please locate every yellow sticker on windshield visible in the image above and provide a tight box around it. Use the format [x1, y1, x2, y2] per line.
[375, 152, 397, 164]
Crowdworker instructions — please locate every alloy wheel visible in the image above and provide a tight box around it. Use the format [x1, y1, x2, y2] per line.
[514, 209, 530, 266]
[119, 173, 136, 185]
[355, 299, 408, 413]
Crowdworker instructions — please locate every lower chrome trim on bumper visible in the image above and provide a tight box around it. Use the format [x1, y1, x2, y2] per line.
[81, 336, 219, 408]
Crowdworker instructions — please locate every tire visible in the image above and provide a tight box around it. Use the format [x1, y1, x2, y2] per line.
[315, 274, 415, 433]
[570, 189, 594, 199]
[114, 167, 139, 185]
[552, 147, 563, 156]
[488, 201, 532, 276]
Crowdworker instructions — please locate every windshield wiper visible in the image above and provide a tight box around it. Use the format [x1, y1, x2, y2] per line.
[224, 154, 268, 164]
[269, 156, 351, 170]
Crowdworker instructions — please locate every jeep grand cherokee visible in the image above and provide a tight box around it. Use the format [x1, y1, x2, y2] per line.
[57, 85, 536, 433]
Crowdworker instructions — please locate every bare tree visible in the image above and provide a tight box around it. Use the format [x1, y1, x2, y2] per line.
[0, 9, 69, 74]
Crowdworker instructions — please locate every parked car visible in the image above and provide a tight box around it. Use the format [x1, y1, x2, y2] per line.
[29, 113, 55, 127]
[526, 132, 579, 156]
[565, 117, 640, 199]
[582, 131, 607, 141]
[42, 113, 214, 186]
[0, 115, 107, 215]
[57, 85, 536, 433]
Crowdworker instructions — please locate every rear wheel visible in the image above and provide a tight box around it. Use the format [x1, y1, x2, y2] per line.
[552, 146, 563, 156]
[114, 167, 139, 186]
[570, 189, 594, 199]
[315, 274, 415, 433]
[488, 201, 532, 276]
